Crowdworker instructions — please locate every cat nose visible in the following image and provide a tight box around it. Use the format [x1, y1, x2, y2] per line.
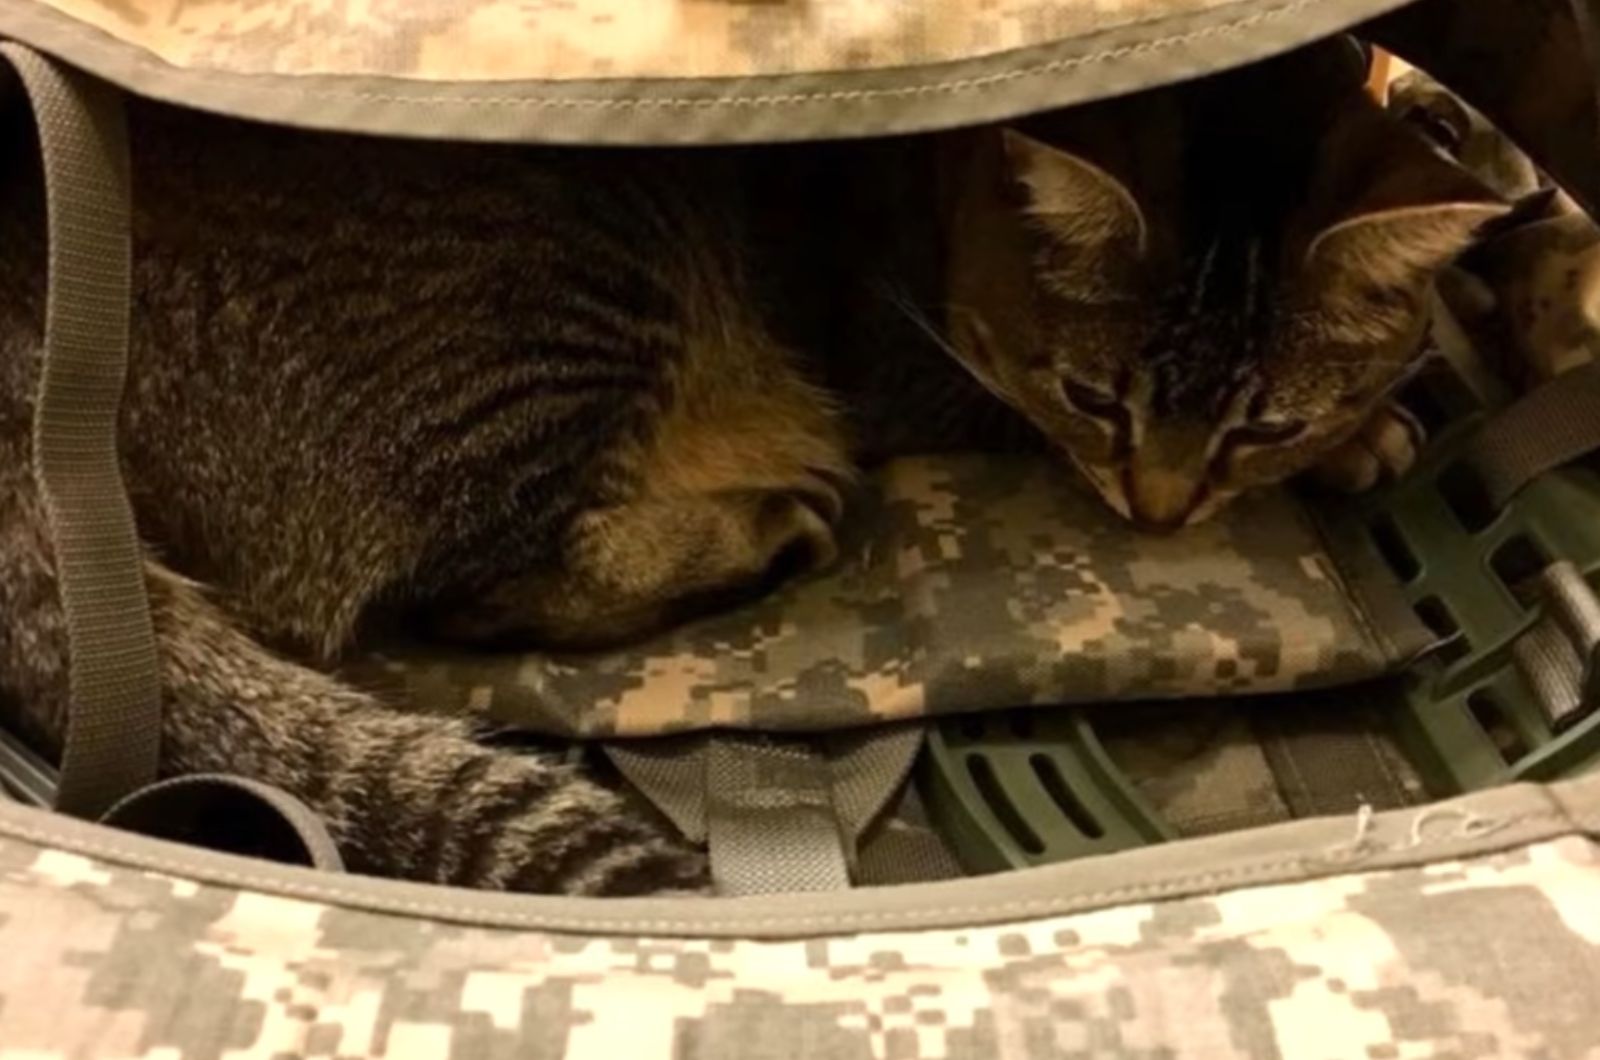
[1130, 508, 1188, 533]
[1125, 469, 1207, 532]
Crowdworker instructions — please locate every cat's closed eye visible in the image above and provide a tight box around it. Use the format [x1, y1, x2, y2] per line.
[1059, 377, 1121, 418]
[1230, 393, 1309, 447]
[1226, 419, 1308, 447]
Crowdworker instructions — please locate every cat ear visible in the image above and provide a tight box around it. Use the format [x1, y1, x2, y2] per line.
[1306, 201, 1510, 288]
[1304, 100, 1512, 285]
[1000, 128, 1148, 254]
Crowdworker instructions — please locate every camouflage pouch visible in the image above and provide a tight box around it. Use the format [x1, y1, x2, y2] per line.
[352, 454, 1429, 740]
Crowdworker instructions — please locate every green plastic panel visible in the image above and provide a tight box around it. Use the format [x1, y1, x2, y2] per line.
[1320, 357, 1600, 797]
[923, 346, 1600, 873]
[918, 710, 1173, 873]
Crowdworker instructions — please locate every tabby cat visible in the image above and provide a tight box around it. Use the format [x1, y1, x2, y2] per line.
[0, 40, 1503, 894]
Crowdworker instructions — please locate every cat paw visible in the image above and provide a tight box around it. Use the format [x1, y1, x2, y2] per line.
[795, 468, 849, 528]
[760, 479, 843, 575]
[1311, 403, 1426, 494]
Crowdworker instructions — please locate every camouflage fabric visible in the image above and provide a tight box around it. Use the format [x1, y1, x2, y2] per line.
[1098, 687, 1426, 837]
[1453, 211, 1600, 388]
[1099, 701, 1295, 834]
[0, 0, 1416, 144]
[22, 0, 1331, 83]
[1, 780, 1598, 1058]
[1395, 68, 1600, 388]
[350, 455, 1405, 739]
[1386, 67, 1546, 203]
[1367, 0, 1600, 218]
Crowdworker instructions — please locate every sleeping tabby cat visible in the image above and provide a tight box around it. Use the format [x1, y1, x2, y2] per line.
[0, 40, 1504, 894]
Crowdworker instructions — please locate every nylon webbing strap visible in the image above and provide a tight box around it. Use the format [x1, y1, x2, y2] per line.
[101, 774, 345, 871]
[1513, 561, 1600, 730]
[854, 786, 965, 886]
[706, 736, 850, 896]
[603, 725, 924, 895]
[1251, 699, 1419, 819]
[2, 45, 161, 818]
[1466, 361, 1600, 509]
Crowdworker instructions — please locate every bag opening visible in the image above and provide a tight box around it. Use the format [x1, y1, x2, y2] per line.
[2, 0, 1600, 906]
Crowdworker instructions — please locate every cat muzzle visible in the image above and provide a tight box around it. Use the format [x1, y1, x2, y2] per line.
[1125, 468, 1211, 532]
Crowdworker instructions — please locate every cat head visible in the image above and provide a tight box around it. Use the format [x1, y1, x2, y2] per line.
[942, 43, 1509, 529]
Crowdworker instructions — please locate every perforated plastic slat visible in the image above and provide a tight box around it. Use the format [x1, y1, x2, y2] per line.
[918, 710, 1172, 873]
[1315, 350, 1600, 796]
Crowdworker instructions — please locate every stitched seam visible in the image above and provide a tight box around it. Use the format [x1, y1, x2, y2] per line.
[0, 809, 1578, 934]
[1362, 727, 1412, 804]
[21, 0, 1318, 111]
[1271, 718, 1316, 813]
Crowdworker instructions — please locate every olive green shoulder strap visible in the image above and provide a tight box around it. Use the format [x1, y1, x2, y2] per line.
[1466, 361, 1600, 508]
[0, 46, 342, 873]
[2, 42, 160, 820]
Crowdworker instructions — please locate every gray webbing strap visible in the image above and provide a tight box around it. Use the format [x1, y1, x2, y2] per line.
[2, 44, 162, 819]
[0, 52, 343, 867]
[1251, 695, 1421, 819]
[1466, 360, 1600, 509]
[1513, 561, 1600, 730]
[604, 724, 924, 895]
[101, 774, 345, 872]
[854, 786, 965, 886]
[602, 737, 708, 843]
[854, 820, 965, 885]
[706, 736, 850, 896]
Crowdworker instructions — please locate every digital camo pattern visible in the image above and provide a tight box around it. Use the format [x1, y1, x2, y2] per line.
[2, 825, 1598, 1057]
[1368, 0, 1600, 223]
[36, 0, 1248, 83]
[1454, 211, 1600, 387]
[1390, 68, 1600, 388]
[353, 456, 1398, 738]
[1098, 701, 1297, 835]
[1387, 67, 1546, 204]
[1087, 684, 1425, 841]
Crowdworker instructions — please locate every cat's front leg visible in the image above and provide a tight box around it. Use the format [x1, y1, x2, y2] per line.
[0, 454, 706, 894]
[1310, 401, 1427, 493]
[147, 563, 712, 894]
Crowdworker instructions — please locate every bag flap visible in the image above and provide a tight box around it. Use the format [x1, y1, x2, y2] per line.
[0, 0, 1417, 143]
[1, 776, 1597, 1056]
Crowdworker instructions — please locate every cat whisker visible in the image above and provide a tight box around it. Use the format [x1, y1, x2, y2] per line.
[879, 286, 1014, 405]
[874, 282, 953, 353]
